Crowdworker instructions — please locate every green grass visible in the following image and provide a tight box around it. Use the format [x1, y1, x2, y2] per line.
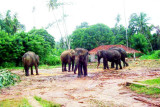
[34, 96, 61, 107]
[140, 50, 160, 60]
[129, 84, 160, 95]
[139, 77, 160, 87]
[0, 64, 61, 70]
[129, 78, 160, 95]
[0, 98, 32, 107]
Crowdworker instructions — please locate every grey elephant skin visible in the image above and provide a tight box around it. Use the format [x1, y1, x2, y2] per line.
[97, 50, 122, 70]
[74, 48, 88, 77]
[109, 47, 128, 68]
[22, 51, 39, 76]
[60, 49, 75, 72]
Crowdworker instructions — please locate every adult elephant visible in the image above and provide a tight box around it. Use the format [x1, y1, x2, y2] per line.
[60, 49, 75, 72]
[97, 50, 122, 70]
[22, 51, 39, 76]
[109, 47, 128, 68]
[74, 48, 88, 77]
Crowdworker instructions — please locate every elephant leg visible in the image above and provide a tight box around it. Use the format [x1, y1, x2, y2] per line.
[35, 66, 39, 75]
[68, 62, 71, 72]
[125, 60, 129, 67]
[72, 60, 74, 71]
[83, 62, 87, 77]
[111, 62, 114, 68]
[106, 60, 109, 69]
[62, 62, 64, 72]
[31, 66, 34, 75]
[103, 59, 106, 69]
[78, 63, 82, 78]
[74, 65, 78, 74]
[25, 66, 29, 76]
[119, 60, 122, 69]
[64, 63, 67, 71]
[115, 61, 118, 70]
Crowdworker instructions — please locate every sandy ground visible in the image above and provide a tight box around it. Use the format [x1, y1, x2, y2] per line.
[0, 59, 160, 107]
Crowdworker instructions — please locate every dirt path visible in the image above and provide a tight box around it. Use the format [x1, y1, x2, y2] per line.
[0, 60, 160, 107]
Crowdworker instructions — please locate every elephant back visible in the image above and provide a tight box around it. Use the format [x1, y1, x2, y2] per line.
[22, 51, 38, 67]
[60, 49, 75, 62]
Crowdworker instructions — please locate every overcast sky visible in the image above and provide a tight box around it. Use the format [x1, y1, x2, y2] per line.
[0, 0, 160, 41]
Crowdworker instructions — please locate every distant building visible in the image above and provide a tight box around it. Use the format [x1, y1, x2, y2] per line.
[89, 45, 141, 62]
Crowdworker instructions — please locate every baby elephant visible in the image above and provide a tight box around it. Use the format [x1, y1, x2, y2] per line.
[22, 51, 39, 76]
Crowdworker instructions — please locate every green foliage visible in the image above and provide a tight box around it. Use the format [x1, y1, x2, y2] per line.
[34, 96, 61, 107]
[0, 10, 25, 34]
[0, 98, 32, 107]
[140, 50, 160, 60]
[130, 33, 149, 53]
[71, 23, 114, 50]
[0, 69, 20, 88]
[28, 28, 55, 48]
[129, 84, 160, 95]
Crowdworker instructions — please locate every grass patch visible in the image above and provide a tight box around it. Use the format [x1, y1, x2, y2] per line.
[34, 96, 61, 107]
[139, 77, 160, 87]
[0, 98, 32, 107]
[129, 78, 160, 95]
[129, 84, 160, 95]
[39, 64, 61, 69]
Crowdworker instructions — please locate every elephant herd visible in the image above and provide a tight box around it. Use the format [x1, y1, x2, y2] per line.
[22, 47, 128, 77]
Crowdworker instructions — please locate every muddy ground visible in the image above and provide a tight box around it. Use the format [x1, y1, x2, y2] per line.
[0, 59, 160, 107]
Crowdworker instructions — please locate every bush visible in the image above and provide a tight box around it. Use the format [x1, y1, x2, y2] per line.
[140, 50, 160, 60]
[0, 69, 20, 88]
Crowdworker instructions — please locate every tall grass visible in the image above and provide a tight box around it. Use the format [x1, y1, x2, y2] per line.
[0, 69, 20, 88]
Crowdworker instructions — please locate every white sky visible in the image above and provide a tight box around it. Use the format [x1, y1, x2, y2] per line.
[0, 0, 160, 41]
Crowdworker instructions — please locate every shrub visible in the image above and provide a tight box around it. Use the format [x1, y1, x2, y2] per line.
[140, 50, 160, 60]
[0, 69, 20, 88]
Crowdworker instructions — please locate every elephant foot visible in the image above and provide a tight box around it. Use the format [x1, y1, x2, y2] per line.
[120, 67, 122, 69]
[78, 75, 81, 78]
[115, 68, 118, 70]
[25, 74, 29, 76]
[31, 74, 34, 75]
[36, 73, 39, 75]
[84, 75, 87, 77]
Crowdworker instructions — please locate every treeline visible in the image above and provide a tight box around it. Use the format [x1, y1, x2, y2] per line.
[0, 10, 62, 67]
[68, 13, 160, 54]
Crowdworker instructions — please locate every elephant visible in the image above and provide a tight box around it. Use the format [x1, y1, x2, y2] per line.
[97, 50, 122, 70]
[60, 49, 75, 72]
[109, 47, 129, 68]
[22, 51, 39, 76]
[74, 48, 88, 77]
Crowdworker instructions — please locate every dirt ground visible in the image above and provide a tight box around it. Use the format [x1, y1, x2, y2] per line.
[0, 59, 160, 107]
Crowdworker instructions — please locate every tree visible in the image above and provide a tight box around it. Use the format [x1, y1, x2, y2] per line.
[0, 10, 25, 34]
[128, 12, 153, 51]
[76, 22, 89, 29]
[130, 33, 149, 53]
[28, 28, 55, 48]
[71, 23, 114, 50]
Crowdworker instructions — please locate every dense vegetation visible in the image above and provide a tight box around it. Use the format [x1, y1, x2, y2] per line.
[69, 13, 160, 54]
[140, 50, 160, 60]
[0, 9, 160, 68]
[0, 10, 62, 68]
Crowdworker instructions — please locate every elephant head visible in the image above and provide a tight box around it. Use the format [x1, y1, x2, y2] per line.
[74, 48, 88, 77]
[96, 50, 105, 69]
